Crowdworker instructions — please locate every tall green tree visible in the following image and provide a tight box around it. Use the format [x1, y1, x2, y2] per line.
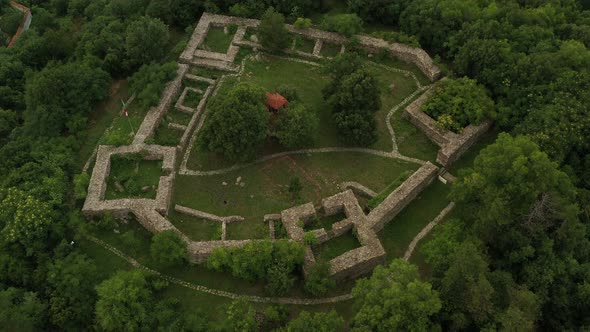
[150, 230, 187, 268]
[95, 270, 155, 332]
[199, 83, 270, 162]
[351, 259, 441, 331]
[258, 7, 290, 52]
[125, 16, 169, 68]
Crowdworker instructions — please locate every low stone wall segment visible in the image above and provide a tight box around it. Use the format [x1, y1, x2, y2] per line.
[175, 204, 244, 223]
[368, 162, 438, 232]
[436, 119, 493, 166]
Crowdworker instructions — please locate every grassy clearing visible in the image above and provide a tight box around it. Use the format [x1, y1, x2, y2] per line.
[378, 180, 451, 262]
[105, 157, 162, 199]
[320, 42, 342, 57]
[77, 80, 130, 167]
[390, 95, 440, 162]
[183, 89, 203, 108]
[167, 210, 222, 241]
[313, 230, 361, 262]
[199, 26, 234, 53]
[293, 36, 316, 53]
[164, 108, 193, 126]
[189, 54, 421, 170]
[152, 122, 182, 147]
[176, 152, 418, 238]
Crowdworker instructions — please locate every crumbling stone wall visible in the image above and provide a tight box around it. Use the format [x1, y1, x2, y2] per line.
[187, 239, 253, 263]
[133, 64, 189, 145]
[184, 13, 440, 81]
[368, 162, 438, 232]
[175, 204, 244, 223]
[437, 119, 493, 166]
[403, 84, 493, 167]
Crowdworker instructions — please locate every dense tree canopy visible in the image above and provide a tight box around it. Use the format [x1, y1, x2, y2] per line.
[422, 77, 495, 133]
[352, 259, 441, 331]
[199, 83, 270, 161]
[150, 230, 187, 268]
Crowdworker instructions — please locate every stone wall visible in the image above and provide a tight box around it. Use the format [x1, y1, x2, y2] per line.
[187, 239, 253, 263]
[175, 204, 244, 223]
[403, 88, 456, 146]
[403, 83, 493, 167]
[368, 162, 438, 232]
[133, 64, 189, 145]
[184, 12, 440, 81]
[437, 119, 493, 166]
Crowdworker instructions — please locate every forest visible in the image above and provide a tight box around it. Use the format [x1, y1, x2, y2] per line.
[0, 0, 589, 331]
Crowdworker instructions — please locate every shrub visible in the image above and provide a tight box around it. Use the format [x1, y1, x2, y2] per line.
[207, 240, 305, 294]
[333, 111, 377, 146]
[258, 7, 290, 52]
[304, 260, 335, 296]
[421, 77, 495, 133]
[0, 8, 23, 36]
[303, 232, 318, 246]
[129, 62, 178, 109]
[287, 177, 303, 199]
[294, 17, 312, 29]
[73, 172, 90, 200]
[198, 83, 269, 162]
[265, 263, 296, 296]
[321, 14, 363, 37]
[150, 231, 187, 267]
[275, 104, 318, 149]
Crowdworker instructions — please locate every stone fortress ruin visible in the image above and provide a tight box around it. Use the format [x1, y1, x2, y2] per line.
[83, 12, 490, 282]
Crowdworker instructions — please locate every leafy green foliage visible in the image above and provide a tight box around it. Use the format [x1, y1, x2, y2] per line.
[323, 53, 381, 146]
[0, 188, 54, 255]
[150, 230, 187, 268]
[24, 62, 110, 136]
[422, 78, 494, 133]
[129, 61, 178, 109]
[275, 104, 318, 149]
[95, 270, 155, 331]
[370, 30, 420, 48]
[283, 310, 344, 332]
[46, 251, 98, 329]
[0, 7, 22, 36]
[348, 0, 411, 26]
[303, 260, 335, 296]
[207, 240, 305, 295]
[224, 299, 257, 331]
[73, 172, 90, 200]
[287, 177, 302, 199]
[199, 83, 269, 162]
[352, 259, 441, 331]
[258, 7, 290, 52]
[125, 16, 169, 68]
[0, 287, 47, 331]
[293, 17, 312, 29]
[321, 14, 363, 37]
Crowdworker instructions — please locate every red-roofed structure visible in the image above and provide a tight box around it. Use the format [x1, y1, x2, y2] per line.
[265, 92, 288, 112]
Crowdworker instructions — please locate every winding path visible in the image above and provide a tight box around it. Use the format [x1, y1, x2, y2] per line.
[86, 235, 353, 305]
[179, 54, 433, 176]
[85, 201, 452, 305]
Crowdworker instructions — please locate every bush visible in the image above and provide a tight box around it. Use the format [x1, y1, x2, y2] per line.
[258, 7, 290, 52]
[207, 240, 305, 294]
[287, 177, 302, 199]
[421, 77, 495, 133]
[265, 263, 296, 296]
[321, 14, 363, 37]
[129, 62, 178, 109]
[303, 231, 318, 246]
[198, 83, 269, 162]
[150, 231, 187, 267]
[294, 17, 312, 29]
[73, 172, 90, 200]
[333, 111, 377, 146]
[304, 260, 335, 296]
[275, 104, 318, 149]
